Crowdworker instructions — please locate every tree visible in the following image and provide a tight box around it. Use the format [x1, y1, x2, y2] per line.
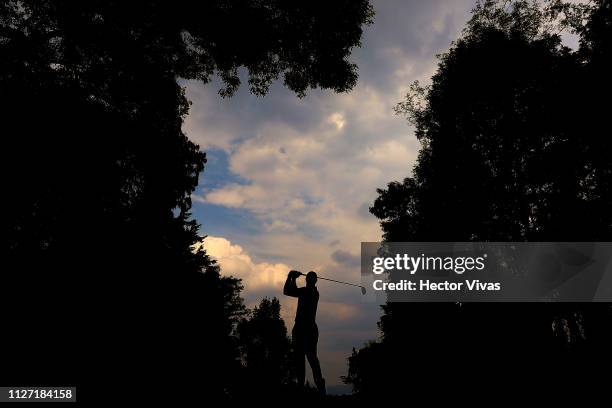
[348, 0, 612, 396]
[1, 0, 373, 400]
[236, 297, 293, 396]
[378, 0, 593, 242]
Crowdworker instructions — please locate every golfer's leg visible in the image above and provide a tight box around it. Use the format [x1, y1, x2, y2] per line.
[308, 324, 325, 393]
[306, 351, 323, 384]
[293, 325, 306, 387]
[296, 351, 305, 387]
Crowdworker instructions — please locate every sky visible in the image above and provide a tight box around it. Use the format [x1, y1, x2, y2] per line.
[182, 0, 499, 393]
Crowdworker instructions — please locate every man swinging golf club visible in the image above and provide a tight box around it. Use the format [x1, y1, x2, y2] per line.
[284, 270, 326, 395]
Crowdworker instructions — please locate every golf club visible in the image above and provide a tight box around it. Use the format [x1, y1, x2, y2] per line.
[298, 271, 366, 295]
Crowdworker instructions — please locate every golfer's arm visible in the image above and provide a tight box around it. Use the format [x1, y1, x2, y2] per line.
[283, 276, 299, 297]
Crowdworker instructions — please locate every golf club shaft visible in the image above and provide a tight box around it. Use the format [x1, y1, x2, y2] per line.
[300, 273, 364, 289]
[319, 276, 364, 288]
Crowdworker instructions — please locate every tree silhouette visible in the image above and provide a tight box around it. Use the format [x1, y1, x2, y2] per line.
[1, 0, 373, 401]
[378, 0, 594, 242]
[347, 0, 612, 396]
[237, 297, 293, 396]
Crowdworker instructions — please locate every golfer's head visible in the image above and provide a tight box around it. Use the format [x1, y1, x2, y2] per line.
[306, 271, 317, 287]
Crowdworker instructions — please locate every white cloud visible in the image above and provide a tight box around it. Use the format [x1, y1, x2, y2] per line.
[202, 235, 290, 292]
[192, 81, 417, 273]
[328, 112, 346, 130]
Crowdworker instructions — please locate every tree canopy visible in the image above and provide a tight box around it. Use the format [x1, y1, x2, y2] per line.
[237, 297, 294, 395]
[375, 0, 607, 242]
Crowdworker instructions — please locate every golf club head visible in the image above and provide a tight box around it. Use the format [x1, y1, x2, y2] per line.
[361, 287, 366, 295]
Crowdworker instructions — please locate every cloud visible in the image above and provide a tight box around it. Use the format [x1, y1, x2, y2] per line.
[331, 250, 361, 269]
[186, 1, 474, 273]
[328, 112, 346, 130]
[202, 235, 290, 292]
[191, 83, 417, 270]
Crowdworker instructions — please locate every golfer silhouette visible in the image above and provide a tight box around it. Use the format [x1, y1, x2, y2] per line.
[284, 270, 326, 395]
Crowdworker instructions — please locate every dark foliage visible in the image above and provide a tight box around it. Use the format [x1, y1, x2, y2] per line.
[348, 0, 612, 396]
[236, 297, 293, 395]
[1, 0, 372, 401]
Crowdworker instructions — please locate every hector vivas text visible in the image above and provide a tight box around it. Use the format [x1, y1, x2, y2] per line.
[371, 253, 501, 292]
